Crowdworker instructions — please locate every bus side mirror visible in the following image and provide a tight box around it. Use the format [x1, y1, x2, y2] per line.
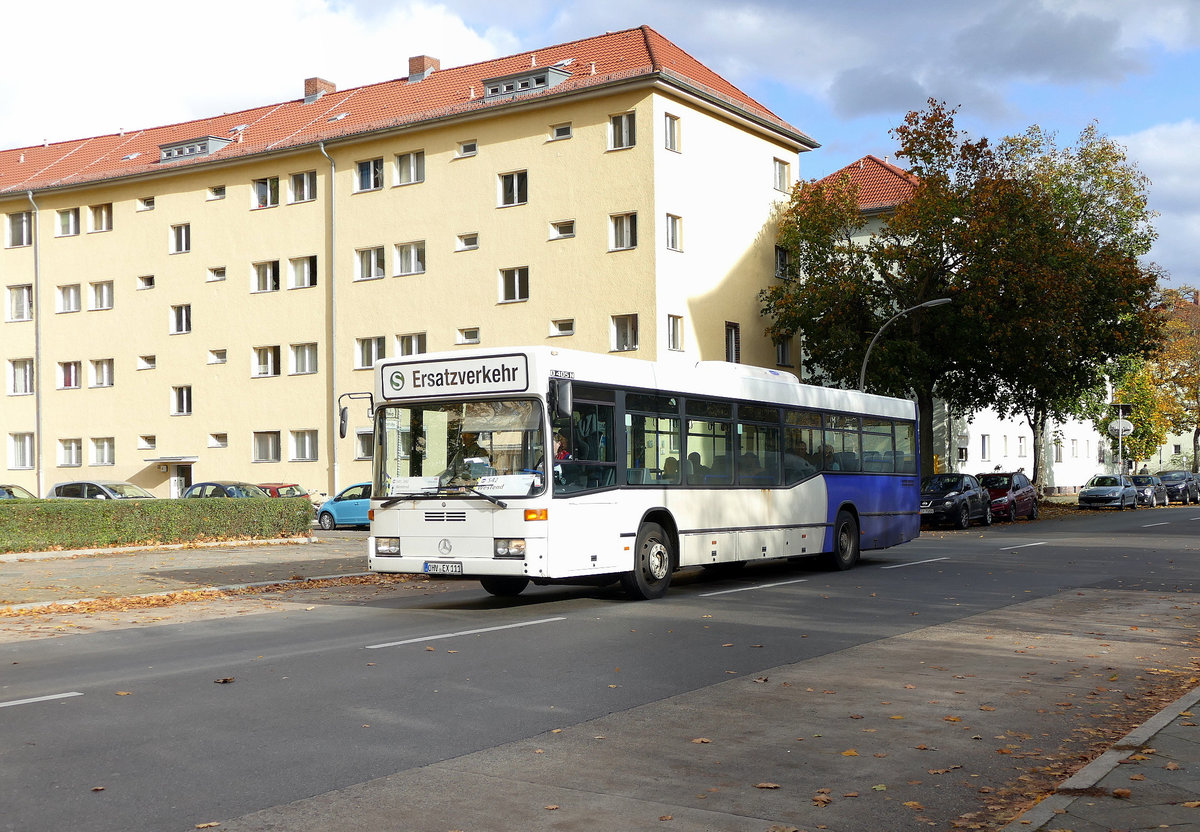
[339, 406, 349, 439]
[552, 379, 573, 418]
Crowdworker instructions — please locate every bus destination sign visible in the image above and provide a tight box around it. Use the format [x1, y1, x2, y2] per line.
[379, 354, 530, 400]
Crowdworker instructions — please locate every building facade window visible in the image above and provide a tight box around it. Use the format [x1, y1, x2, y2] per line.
[138, 196, 155, 211]
[57, 208, 80, 237]
[610, 112, 636, 149]
[664, 114, 680, 151]
[610, 213, 638, 250]
[8, 359, 33, 395]
[457, 233, 479, 251]
[90, 359, 114, 388]
[291, 171, 317, 202]
[499, 171, 528, 206]
[209, 433, 228, 448]
[775, 245, 791, 279]
[172, 385, 192, 415]
[137, 275, 155, 290]
[90, 281, 113, 310]
[550, 123, 572, 141]
[171, 304, 192, 334]
[500, 267, 529, 302]
[291, 430, 318, 462]
[398, 332, 426, 356]
[58, 284, 81, 313]
[90, 203, 113, 232]
[171, 223, 190, 253]
[290, 255, 318, 288]
[59, 438, 82, 467]
[773, 158, 791, 191]
[981, 434, 991, 461]
[612, 315, 638, 351]
[775, 337, 792, 367]
[8, 285, 33, 321]
[457, 327, 480, 345]
[253, 431, 281, 462]
[355, 430, 373, 460]
[1018, 436, 1028, 457]
[207, 266, 226, 282]
[8, 212, 32, 247]
[58, 361, 81, 389]
[207, 185, 226, 200]
[395, 151, 425, 185]
[91, 437, 115, 466]
[356, 336, 385, 368]
[665, 214, 681, 251]
[550, 319, 574, 337]
[291, 343, 318, 374]
[253, 260, 281, 292]
[357, 247, 385, 280]
[550, 220, 575, 239]
[458, 140, 477, 157]
[138, 435, 156, 450]
[252, 177, 280, 209]
[356, 158, 384, 192]
[208, 349, 226, 364]
[395, 241, 425, 275]
[252, 345, 282, 377]
[138, 355, 156, 370]
[725, 321, 741, 363]
[667, 315, 683, 351]
[9, 433, 34, 469]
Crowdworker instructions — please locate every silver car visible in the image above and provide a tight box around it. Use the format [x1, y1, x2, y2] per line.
[46, 480, 155, 499]
[1078, 474, 1137, 510]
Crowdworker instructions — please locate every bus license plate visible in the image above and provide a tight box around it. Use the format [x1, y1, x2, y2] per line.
[424, 561, 463, 575]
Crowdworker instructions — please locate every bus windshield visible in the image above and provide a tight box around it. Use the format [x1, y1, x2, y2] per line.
[375, 398, 546, 499]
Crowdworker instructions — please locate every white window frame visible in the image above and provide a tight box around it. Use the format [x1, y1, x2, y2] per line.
[499, 267, 529, 303]
[171, 223, 190, 253]
[1018, 436, 1028, 458]
[207, 185, 226, 201]
[137, 355, 156, 370]
[610, 112, 636, 149]
[57, 208, 80, 237]
[138, 435, 156, 450]
[457, 327, 480, 345]
[252, 345, 282, 378]
[356, 336, 385, 369]
[550, 220, 575, 240]
[667, 315, 683, 351]
[775, 337, 792, 367]
[550, 123, 572, 141]
[252, 431, 281, 463]
[664, 114, 680, 152]
[610, 213, 638, 251]
[90, 437, 115, 466]
[291, 429, 318, 462]
[170, 304, 192, 334]
[9, 433, 34, 469]
[207, 266, 226, 282]
[458, 140, 477, 157]
[90, 281, 114, 311]
[253, 260, 281, 293]
[395, 151, 425, 186]
[89, 203, 113, 233]
[290, 171, 317, 203]
[356, 158, 384, 192]
[208, 349, 226, 364]
[357, 247, 385, 280]
[290, 255, 318, 289]
[981, 434, 991, 461]
[172, 386, 193, 416]
[612, 314, 638, 352]
[208, 433, 228, 449]
[59, 438, 82, 467]
[291, 342, 318, 375]
[8, 212, 32, 247]
[7, 285, 32, 321]
[499, 171, 528, 207]
[397, 332, 426, 356]
[137, 275, 155, 291]
[665, 214, 682, 251]
[58, 284, 81, 313]
[395, 241, 425, 276]
[456, 233, 479, 251]
[252, 177, 280, 209]
[550, 319, 574, 337]
[138, 196, 156, 211]
[773, 158, 791, 192]
[8, 358, 33, 395]
[90, 358, 114, 388]
[58, 361, 81, 390]
[355, 429, 373, 460]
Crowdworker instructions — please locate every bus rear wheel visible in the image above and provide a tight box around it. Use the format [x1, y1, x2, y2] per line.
[480, 576, 530, 597]
[621, 522, 673, 600]
[825, 510, 860, 571]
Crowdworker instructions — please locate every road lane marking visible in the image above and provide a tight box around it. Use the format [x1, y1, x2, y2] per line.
[1000, 542, 1047, 551]
[0, 692, 83, 709]
[1142, 522, 1169, 527]
[699, 579, 809, 597]
[881, 557, 949, 569]
[366, 617, 565, 650]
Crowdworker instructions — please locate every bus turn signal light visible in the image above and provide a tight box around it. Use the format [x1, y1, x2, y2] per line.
[524, 508, 548, 521]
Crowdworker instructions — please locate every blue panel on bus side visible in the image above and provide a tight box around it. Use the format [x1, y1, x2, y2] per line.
[822, 474, 921, 552]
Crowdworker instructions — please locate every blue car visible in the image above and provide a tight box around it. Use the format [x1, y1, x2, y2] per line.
[317, 482, 371, 529]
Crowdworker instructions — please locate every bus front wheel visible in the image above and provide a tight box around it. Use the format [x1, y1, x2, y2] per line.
[480, 576, 530, 597]
[621, 522, 673, 600]
[825, 510, 860, 571]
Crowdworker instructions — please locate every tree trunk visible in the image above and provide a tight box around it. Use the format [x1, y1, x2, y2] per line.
[1193, 424, 1199, 473]
[1026, 406, 1049, 492]
[917, 389, 936, 478]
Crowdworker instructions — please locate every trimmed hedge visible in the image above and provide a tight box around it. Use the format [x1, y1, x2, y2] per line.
[0, 498, 314, 554]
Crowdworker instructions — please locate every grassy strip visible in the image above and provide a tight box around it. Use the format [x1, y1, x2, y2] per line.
[0, 498, 313, 554]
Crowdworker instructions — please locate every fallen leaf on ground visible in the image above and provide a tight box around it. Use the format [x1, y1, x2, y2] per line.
[691, 738, 711, 744]
[115, 691, 132, 696]
[213, 677, 234, 684]
[841, 749, 858, 756]
[756, 783, 781, 789]
[1112, 788, 1132, 799]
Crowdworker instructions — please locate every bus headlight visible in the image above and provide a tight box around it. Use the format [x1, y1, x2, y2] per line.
[375, 537, 401, 556]
[494, 538, 526, 559]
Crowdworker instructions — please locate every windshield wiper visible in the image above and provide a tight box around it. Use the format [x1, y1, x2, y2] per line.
[378, 492, 437, 509]
[378, 486, 508, 509]
[446, 485, 507, 508]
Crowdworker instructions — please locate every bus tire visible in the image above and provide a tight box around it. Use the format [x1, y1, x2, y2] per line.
[621, 522, 673, 600]
[825, 510, 860, 571]
[480, 576, 530, 597]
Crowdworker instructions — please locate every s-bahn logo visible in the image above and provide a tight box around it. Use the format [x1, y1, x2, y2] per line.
[389, 370, 405, 392]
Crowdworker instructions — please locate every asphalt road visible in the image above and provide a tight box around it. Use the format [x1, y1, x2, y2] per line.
[2, 505, 1199, 831]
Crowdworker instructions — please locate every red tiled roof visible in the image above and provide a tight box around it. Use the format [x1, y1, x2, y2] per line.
[0, 26, 816, 196]
[817, 154, 918, 213]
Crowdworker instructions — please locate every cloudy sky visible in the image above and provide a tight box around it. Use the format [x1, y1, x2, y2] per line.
[5, 0, 1198, 284]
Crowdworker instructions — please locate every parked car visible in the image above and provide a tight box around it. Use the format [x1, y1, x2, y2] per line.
[1130, 474, 1168, 508]
[47, 480, 155, 499]
[977, 471, 1038, 521]
[1156, 470, 1199, 505]
[1078, 474, 1138, 510]
[920, 473, 992, 528]
[257, 482, 307, 499]
[0, 484, 36, 499]
[316, 482, 371, 530]
[181, 481, 270, 499]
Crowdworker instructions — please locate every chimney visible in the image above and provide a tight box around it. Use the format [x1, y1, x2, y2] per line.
[304, 77, 336, 103]
[408, 55, 440, 82]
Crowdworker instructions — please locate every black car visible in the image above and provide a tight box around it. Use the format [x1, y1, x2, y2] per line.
[1130, 475, 1168, 507]
[1156, 470, 1199, 505]
[920, 473, 993, 529]
[181, 481, 270, 498]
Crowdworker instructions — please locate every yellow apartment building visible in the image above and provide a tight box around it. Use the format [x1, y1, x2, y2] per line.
[0, 25, 817, 498]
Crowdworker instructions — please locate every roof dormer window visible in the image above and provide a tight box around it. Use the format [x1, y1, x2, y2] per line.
[158, 136, 231, 162]
[481, 66, 570, 101]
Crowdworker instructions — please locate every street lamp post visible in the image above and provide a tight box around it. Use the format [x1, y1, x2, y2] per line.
[858, 298, 952, 391]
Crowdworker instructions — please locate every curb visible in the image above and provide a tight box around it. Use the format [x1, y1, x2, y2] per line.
[1000, 683, 1200, 831]
[0, 535, 318, 564]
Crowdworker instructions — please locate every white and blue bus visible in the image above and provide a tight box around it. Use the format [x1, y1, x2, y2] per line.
[358, 347, 920, 599]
